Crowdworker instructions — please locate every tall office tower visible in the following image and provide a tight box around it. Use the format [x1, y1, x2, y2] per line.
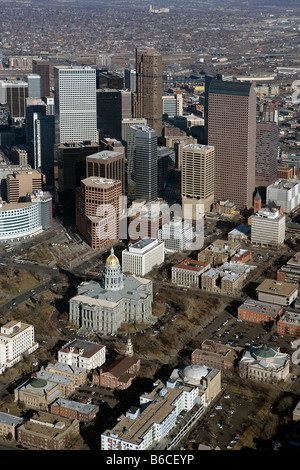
[7, 169, 44, 203]
[54, 141, 99, 213]
[76, 177, 122, 249]
[134, 48, 163, 137]
[0, 80, 28, 119]
[33, 113, 55, 185]
[86, 149, 125, 194]
[32, 60, 50, 98]
[207, 79, 256, 210]
[0, 104, 10, 129]
[25, 98, 46, 145]
[255, 121, 279, 187]
[204, 74, 216, 144]
[121, 117, 147, 146]
[97, 89, 132, 141]
[27, 74, 41, 98]
[54, 66, 97, 144]
[131, 125, 158, 202]
[124, 68, 136, 92]
[181, 144, 215, 218]
[157, 146, 175, 199]
[96, 70, 123, 90]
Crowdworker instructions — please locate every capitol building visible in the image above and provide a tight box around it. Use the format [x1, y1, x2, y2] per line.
[69, 248, 156, 334]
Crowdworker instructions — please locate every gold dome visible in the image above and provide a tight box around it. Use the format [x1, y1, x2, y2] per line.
[106, 248, 119, 266]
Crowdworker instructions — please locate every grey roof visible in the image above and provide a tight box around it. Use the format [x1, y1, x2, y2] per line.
[0, 412, 25, 426]
[52, 398, 98, 414]
[77, 275, 150, 304]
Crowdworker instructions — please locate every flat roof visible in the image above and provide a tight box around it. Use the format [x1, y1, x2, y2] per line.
[256, 279, 298, 296]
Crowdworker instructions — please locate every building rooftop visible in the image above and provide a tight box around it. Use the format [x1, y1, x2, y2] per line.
[256, 279, 298, 296]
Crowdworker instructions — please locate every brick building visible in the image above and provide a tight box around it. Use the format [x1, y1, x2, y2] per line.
[277, 311, 300, 337]
[191, 340, 242, 374]
[16, 411, 80, 450]
[50, 398, 99, 423]
[172, 258, 210, 288]
[238, 298, 283, 324]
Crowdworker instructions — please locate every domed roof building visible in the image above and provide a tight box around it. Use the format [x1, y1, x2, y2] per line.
[239, 344, 290, 383]
[168, 363, 221, 406]
[69, 248, 155, 334]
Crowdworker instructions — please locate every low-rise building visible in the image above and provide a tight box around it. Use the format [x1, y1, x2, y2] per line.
[0, 320, 39, 374]
[277, 311, 300, 337]
[292, 401, 300, 421]
[238, 299, 283, 324]
[227, 224, 251, 243]
[256, 279, 298, 306]
[58, 339, 106, 371]
[122, 238, 165, 276]
[201, 267, 245, 295]
[277, 252, 300, 284]
[238, 344, 290, 384]
[197, 239, 240, 267]
[14, 363, 87, 410]
[16, 411, 80, 450]
[92, 333, 140, 390]
[0, 412, 25, 439]
[212, 199, 238, 215]
[50, 398, 99, 423]
[191, 340, 242, 374]
[171, 258, 210, 287]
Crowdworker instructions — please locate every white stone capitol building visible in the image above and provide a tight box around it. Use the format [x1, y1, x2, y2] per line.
[69, 248, 156, 334]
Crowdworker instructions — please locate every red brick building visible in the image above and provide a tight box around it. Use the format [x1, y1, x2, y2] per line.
[92, 354, 140, 390]
[50, 398, 99, 423]
[238, 298, 283, 323]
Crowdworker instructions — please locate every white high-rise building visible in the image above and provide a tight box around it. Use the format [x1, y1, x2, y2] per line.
[54, 66, 97, 144]
[0, 320, 39, 374]
[251, 208, 285, 247]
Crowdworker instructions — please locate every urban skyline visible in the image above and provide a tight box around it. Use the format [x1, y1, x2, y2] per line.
[0, 0, 299, 455]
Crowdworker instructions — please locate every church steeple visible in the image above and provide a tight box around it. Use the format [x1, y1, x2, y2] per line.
[125, 330, 134, 357]
[254, 190, 261, 213]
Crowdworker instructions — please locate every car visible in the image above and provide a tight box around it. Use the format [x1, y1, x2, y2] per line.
[226, 445, 233, 449]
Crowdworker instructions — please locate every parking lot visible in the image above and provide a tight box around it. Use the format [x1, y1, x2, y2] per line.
[184, 388, 267, 450]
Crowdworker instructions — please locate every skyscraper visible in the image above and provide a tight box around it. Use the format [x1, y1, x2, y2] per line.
[86, 149, 125, 195]
[255, 121, 278, 187]
[76, 177, 122, 249]
[134, 125, 158, 202]
[134, 48, 163, 137]
[25, 97, 46, 145]
[33, 113, 55, 185]
[97, 89, 132, 141]
[0, 80, 28, 119]
[27, 74, 41, 99]
[207, 79, 256, 209]
[32, 60, 50, 98]
[54, 66, 97, 144]
[181, 144, 215, 217]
